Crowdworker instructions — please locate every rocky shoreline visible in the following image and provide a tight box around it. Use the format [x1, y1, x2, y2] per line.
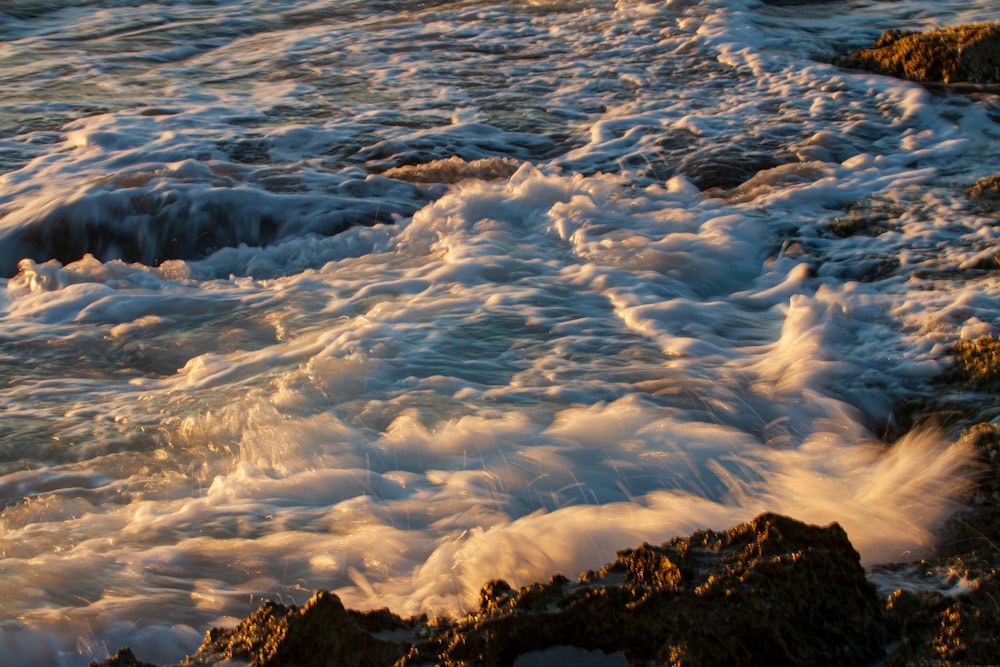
[89, 230, 1000, 667]
[89, 417, 1000, 666]
[92, 20, 1000, 667]
[91, 482, 999, 667]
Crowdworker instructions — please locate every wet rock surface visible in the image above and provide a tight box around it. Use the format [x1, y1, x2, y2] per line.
[968, 174, 1000, 201]
[836, 23, 1000, 84]
[399, 512, 886, 667]
[183, 590, 410, 667]
[93, 513, 893, 667]
[888, 344, 1000, 666]
[90, 473, 1000, 667]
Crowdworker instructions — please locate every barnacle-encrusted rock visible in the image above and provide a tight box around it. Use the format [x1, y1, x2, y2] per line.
[837, 23, 1000, 84]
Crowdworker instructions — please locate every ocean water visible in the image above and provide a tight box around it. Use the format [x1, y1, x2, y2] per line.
[1, 0, 999, 664]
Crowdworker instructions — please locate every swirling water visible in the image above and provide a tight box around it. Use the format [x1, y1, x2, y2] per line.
[1, 0, 999, 663]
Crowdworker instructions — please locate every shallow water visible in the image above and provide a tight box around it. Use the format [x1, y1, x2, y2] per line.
[1, 0, 999, 664]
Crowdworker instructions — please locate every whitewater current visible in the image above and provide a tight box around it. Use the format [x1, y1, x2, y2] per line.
[1, 0, 999, 664]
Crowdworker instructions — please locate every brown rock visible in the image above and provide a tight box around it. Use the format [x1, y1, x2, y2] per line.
[884, 578, 1000, 666]
[93, 508, 1000, 667]
[950, 335, 1000, 392]
[838, 23, 1000, 84]
[968, 174, 1000, 200]
[185, 589, 410, 666]
[397, 513, 886, 666]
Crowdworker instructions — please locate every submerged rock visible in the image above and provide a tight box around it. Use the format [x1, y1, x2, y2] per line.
[837, 23, 1000, 84]
[381, 156, 521, 184]
[968, 174, 1000, 200]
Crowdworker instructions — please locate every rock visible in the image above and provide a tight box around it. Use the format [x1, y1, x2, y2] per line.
[938, 423, 1000, 563]
[397, 512, 886, 666]
[880, 421, 1000, 666]
[949, 335, 1000, 392]
[968, 174, 1000, 200]
[884, 578, 1000, 666]
[90, 504, 1000, 667]
[837, 23, 1000, 84]
[677, 145, 794, 191]
[381, 156, 521, 184]
[86, 647, 157, 667]
[183, 589, 410, 666]
[828, 198, 901, 238]
[93, 514, 889, 667]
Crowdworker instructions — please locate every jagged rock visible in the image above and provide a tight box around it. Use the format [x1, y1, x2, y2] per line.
[184, 590, 410, 666]
[381, 156, 521, 184]
[86, 647, 157, 667]
[828, 198, 902, 238]
[92, 514, 887, 667]
[397, 512, 886, 666]
[91, 506, 1000, 667]
[837, 23, 1000, 84]
[880, 421, 1000, 666]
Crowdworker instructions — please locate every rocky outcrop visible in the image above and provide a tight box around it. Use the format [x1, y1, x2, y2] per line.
[91, 648, 157, 667]
[396, 512, 885, 667]
[880, 422, 1000, 666]
[185, 590, 409, 667]
[885, 585, 1000, 667]
[968, 173, 1000, 218]
[837, 23, 1000, 84]
[91, 513, 890, 667]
